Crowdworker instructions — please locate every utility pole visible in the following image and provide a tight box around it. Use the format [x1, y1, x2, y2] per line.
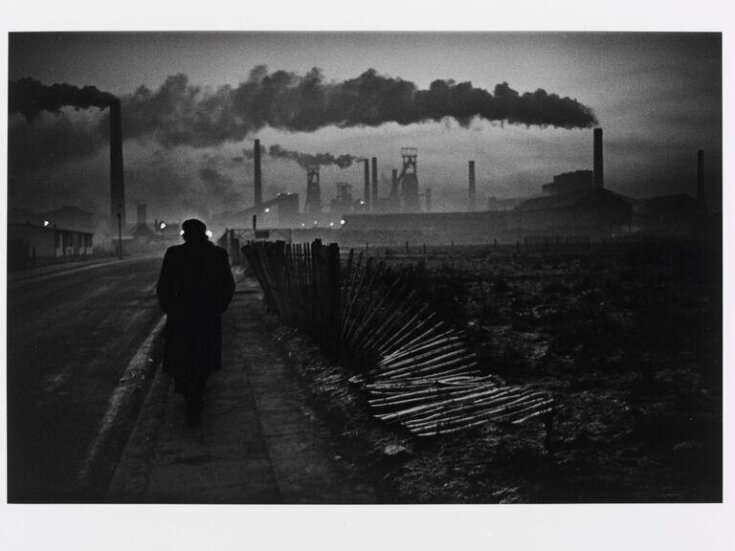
[117, 208, 123, 259]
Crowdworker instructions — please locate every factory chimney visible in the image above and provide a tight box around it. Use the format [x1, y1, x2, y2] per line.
[254, 139, 262, 209]
[371, 157, 378, 211]
[468, 160, 476, 211]
[363, 159, 370, 211]
[697, 149, 705, 205]
[109, 98, 126, 225]
[593, 128, 603, 188]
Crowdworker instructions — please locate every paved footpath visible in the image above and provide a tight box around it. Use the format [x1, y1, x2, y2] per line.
[106, 277, 375, 504]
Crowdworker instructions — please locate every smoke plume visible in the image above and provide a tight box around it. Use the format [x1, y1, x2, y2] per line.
[9, 77, 115, 121]
[119, 68, 597, 146]
[266, 144, 363, 169]
[241, 142, 363, 169]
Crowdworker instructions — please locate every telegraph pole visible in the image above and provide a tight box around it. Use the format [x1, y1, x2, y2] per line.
[117, 208, 123, 259]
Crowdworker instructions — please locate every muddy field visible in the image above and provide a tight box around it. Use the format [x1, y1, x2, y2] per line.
[267, 238, 722, 503]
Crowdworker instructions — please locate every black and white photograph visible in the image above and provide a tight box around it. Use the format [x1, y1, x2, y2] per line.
[1, 2, 732, 549]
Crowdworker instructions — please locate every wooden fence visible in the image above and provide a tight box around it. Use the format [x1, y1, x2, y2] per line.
[242, 239, 554, 438]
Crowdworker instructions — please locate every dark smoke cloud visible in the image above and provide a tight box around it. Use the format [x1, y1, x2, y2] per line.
[266, 144, 363, 169]
[117, 68, 596, 147]
[241, 141, 363, 169]
[9, 77, 115, 121]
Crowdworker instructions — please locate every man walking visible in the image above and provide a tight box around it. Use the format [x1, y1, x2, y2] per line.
[156, 219, 235, 425]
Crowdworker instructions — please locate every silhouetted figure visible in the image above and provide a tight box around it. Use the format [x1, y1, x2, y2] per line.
[156, 219, 235, 425]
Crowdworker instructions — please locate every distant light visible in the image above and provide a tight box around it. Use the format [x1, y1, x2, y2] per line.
[340, 219, 346, 225]
[359, 200, 365, 205]
[313, 220, 318, 225]
[43, 220, 50, 227]
[160, 222, 166, 230]
[180, 230, 185, 235]
[301, 223, 306, 227]
[206, 230, 213, 238]
[329, 222, 334, 227]
[264, 207, 270, 213]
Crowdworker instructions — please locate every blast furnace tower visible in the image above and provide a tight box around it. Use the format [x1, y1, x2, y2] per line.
[305, 166, 322, 215]
[399, 147, 419, 212]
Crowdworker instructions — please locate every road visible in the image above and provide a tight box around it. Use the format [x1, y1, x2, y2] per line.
[6, 257, 164, 502]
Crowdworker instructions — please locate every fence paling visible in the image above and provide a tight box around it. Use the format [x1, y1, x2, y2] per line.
[403, 391, 544, 428]
[342, 269, 383, 347]
[347, 277, 406, 351]
[378, 312, 441, 356]
[368, 300, 428, 355]
[380, 341, 469, 371]
[373, 303, 432, 355]
[360, 288, 418, 352]
[339, 259, 373, 344]
[379, 332, 460, 365]
[411, 397, 554, 437]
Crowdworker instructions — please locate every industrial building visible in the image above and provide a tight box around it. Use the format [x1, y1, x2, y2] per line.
[341, 211, 509, 245]
[8, 221, 94, 270]
[541, 170, 594, 195]
[509, 188, 631, 237]
[507, 129, 632, 237]
[635, 194, 706, 235]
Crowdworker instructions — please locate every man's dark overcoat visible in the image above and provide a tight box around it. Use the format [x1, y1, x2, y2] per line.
[156, 240, 235, 392]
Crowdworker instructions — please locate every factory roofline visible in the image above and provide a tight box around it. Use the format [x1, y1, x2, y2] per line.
[513, 188, 631, 213]
[342, 210, 507, 219]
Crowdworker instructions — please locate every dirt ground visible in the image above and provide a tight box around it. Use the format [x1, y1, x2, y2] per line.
[264, 238, 722, 503]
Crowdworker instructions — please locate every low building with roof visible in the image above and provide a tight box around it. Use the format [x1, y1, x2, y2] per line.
[510, 188, 632, 238]
[635, 193, 705, 235]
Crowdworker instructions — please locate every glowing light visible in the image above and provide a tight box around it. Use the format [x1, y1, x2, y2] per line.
[313, 220, 318, 225]
[359, 200, 365, 205]
[340, 219, 346, 225]
[180, 230, 185, 235]
[329, 222, 334, 227]
[43, 220, 50, 227]
[301, 223, 305, 227]
[160, 222, 166, 230]
[206, 230, 213, 238]
[264, 208, 270, 213]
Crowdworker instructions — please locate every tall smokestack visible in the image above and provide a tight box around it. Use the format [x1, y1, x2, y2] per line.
[254, 139, 262, 209]
[109, 98, 125, 225]
[468, 160, 476, 212]
[371, 157, 378, 211]
[593, 128, 603, 188]
[697, 149, 705, 205]
[363, 159, 370, 210]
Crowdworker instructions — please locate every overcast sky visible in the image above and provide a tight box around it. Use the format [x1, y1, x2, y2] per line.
[8, 32, 722, 225]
